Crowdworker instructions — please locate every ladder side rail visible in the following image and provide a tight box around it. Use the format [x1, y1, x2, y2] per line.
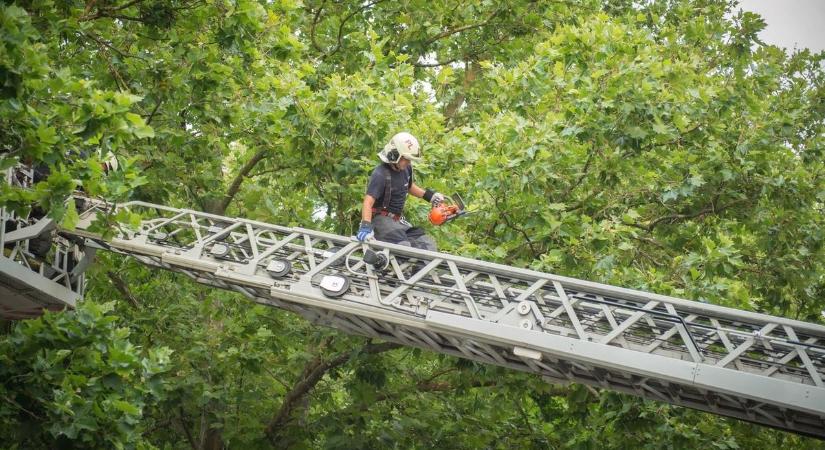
[72, 198, 825, 359]
[89, 199, 825, 338]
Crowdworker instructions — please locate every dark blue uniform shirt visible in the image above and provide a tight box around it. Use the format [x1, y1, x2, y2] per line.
[366, 164, 413, 215]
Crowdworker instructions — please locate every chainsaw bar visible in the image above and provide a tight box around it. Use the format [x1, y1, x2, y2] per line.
[451, 193, 466, 211]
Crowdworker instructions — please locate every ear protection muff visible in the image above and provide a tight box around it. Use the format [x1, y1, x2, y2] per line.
[386, 148, 400, 163]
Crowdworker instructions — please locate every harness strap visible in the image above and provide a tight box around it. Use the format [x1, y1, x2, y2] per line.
[382, 166, 392, 210]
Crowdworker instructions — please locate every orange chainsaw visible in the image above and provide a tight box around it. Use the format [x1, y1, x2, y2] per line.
[429, 194, 470, 226]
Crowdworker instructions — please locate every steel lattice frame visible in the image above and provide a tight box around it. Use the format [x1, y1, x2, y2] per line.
[0, 168, 88, 318]
[59, 197, 825, 438]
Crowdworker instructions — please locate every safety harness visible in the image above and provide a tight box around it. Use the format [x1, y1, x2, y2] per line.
[371, 165, 406, 221]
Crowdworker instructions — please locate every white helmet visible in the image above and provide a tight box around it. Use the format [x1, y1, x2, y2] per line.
[378, 132, 421, 163]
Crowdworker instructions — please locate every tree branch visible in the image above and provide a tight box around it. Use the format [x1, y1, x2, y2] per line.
[2, 394, 44, 420]
[422, 367, 459, 385]
[145, 99, 164, 126]
[422, 9, 500, 47]
[413, 43, 491, 68]
[561, 147, 598, 199]
[83, 0, 98, 17]
[319, 374, 577, 424]
[82, 12, 149, 23]
[332, 378, 501, 419]
[178, 406, 198, 450]
[81, 0, 144, 19]
[630, 196, 747, 232]
[309, 0, 327, 53]
[209, 149, 269, 216]
[80, 0, 203, 22]
[264, 341, 401, 443]
[322, 0, 388, 60]
[107, 270, 139, 308]
[491, 192, 539, 258]
[444, 60, 479, 122]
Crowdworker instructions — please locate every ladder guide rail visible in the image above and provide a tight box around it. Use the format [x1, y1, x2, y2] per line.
[3, 192, 825, 438]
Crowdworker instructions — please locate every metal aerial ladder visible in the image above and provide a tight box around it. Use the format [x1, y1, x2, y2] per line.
[2, 170, 824, 439]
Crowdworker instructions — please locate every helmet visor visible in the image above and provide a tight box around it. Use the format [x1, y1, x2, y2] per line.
[400, 148, 421, 161]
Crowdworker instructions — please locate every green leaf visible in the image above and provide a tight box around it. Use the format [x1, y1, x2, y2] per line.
[111, 400, 141, 416]
[618, 242, 634, 251]
[61, 198, 79, 230]
[651, 121, 671, 136]
[125, 112, 145, 126]
[37, 125, 58, 145]
[627, 126, 647, 139]
[132, 124, 155, 139]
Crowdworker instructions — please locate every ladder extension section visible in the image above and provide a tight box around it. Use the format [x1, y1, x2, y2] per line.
[0, 168, 88, 318]
[44, 198, 825, 438]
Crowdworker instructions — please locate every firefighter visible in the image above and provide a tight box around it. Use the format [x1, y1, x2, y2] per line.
[356, 132, 444, 251]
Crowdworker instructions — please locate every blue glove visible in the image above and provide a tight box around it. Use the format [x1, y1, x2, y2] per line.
[356, 221, 373, 241]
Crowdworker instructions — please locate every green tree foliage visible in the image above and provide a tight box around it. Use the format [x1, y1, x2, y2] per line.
[2, 0, 825, 448]
[0, 302, 171, 448]
[448, 10, 825, 323]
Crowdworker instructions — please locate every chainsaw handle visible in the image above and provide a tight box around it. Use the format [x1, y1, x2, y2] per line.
[433, 193, 461, 206]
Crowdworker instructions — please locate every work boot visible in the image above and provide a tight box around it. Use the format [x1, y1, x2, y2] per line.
[363, 249, 389, 272]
